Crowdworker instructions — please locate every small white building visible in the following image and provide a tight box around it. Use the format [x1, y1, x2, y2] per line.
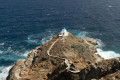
[59, 27, 68, 37]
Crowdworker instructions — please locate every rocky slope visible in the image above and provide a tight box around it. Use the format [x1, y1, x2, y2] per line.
[7, 32, 120, 80]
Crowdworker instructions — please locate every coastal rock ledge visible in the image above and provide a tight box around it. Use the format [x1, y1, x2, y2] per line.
[7, 32, 120, 80]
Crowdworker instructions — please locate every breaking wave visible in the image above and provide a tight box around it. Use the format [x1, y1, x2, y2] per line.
[0, 65, 12, 80]
[96, 48, 120, 59]
[0, 31, 55, 79]
[75, 31, 88, 38]
[0, 47, 31, 79]
[96, 39, 120, 59]
[0, 50, 3, 54]
[26, 31, 55, 45]
[75, 32, 120, 59]
[23, 50, 32, 57]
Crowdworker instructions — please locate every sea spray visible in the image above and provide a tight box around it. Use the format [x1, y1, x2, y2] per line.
[96, 48, 120, 59]
[96, 39, 120, 59]
[0, 66, 12, 80]
[0, 33, 55, 79]
[75, 32, 120, 59]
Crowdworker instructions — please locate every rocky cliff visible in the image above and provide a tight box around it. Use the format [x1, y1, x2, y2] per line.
[7, 32, 120, 80]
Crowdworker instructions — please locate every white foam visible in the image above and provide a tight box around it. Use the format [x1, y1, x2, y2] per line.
[75, 31, 88, 38]
[26, 32, 54, 45]
[0, 65, 12, 80]
[0, 50, 3, 54]
[23, 50, 31, 57]
[0, 43, 4, 54]
[75, 32, 120, 59]
[40, 35, 53, 44]
[26, 37, 38, 45]
[96, 48, 120, 59]
[46, 14, 50, 16]
[0, 43, 4, 46]
[108, 6, 112, 8]
[96, 39, 105, 48]
[96, 39, 120, 59]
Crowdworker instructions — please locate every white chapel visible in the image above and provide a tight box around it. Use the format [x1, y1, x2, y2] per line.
[59, 27, 68, 37]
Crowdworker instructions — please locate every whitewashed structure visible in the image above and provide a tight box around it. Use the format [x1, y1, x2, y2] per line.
[59, 27, 68, 37]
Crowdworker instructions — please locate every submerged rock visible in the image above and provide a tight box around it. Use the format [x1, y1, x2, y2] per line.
[7, 32, 120, 80]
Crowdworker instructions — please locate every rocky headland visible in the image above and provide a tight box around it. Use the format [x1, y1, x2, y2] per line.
[7, 32, 120, 80]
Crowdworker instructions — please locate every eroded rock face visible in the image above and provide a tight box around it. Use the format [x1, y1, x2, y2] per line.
[7, 33, 120, 80]
[49, 58, 120, 80]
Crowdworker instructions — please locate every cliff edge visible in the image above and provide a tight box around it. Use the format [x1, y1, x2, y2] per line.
[7, 32, 120, 80]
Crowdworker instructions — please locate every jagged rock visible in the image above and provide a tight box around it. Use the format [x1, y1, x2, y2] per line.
[48, 57, 120, 80]
[7, 32, 120, 80]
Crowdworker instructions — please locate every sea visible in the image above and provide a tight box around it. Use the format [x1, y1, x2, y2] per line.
[0, 0, 120, 79]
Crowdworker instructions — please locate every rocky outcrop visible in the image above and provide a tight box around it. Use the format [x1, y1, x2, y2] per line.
[7, 32, 120, 80]
[48, 57, 120, 80]
[97, 70, 120, 80]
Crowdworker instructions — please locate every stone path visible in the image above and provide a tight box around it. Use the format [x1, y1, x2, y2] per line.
[47, 38, 80, 73]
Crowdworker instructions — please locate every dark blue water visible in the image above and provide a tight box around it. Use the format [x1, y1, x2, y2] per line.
[0, 0, 120, 79]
